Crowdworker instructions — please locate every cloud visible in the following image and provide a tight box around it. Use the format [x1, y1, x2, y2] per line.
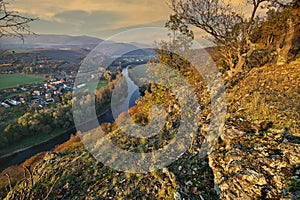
[10, 0, 268, 41]
[11, 0, 170, 25]
[97, 19, 166, 36]
[53, 10, 125, 29]
[29, 16, 167, 40]
[10, 0, 170, 38]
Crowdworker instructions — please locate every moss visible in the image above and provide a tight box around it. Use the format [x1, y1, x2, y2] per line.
[288, 179, 300, 192]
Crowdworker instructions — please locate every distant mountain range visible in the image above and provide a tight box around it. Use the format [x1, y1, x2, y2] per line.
[0, 34, 102, 48]
[0, 34, 156, 57]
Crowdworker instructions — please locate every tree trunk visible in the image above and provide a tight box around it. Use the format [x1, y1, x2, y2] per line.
[276, 19, 295, 65]
[233, 42, 257, 75]
[234, 55, 246, 74]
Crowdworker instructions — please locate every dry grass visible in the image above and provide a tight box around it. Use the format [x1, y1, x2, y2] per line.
[53, 134, 83, 153]
[227, 60, 300, 135]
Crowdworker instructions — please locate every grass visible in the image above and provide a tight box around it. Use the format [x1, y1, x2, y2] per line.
[227, 61, 300, 133]
[5, 49, 36, 54]
[4, 91, 27, 99]
[86, 80, 108, 91]
[0, 74, 46, 90]
[76, 80, 108, 92]
[0, 128, 68, 156]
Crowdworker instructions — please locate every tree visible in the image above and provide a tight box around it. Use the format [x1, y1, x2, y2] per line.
[103, 70, 113, 82]
[257, 1, 300, 65]
[167, 0, 298, 76]
[0, 0, 37, 41]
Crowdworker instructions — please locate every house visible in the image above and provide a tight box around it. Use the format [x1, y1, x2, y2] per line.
[19, 97, 26, 104]
[45, 93, 52, 102]
[52, 96, 61, 103]
[1, 102, 11, 108]
[54, 90, 62, 95]
[20, 87, 28, 91]
[39, 101, 49, 108]
[33, 90, 41, 96]
[5, 99, 21, 106]
[76, 83, 87, 89]
[63, 84, 72, 91]
[48, 84, 57, 90]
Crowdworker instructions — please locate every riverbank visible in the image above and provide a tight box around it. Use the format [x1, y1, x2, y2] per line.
[0, 128, 71, 157]
[0, 103, 111, 156]
[0, 127, 76, 172]
[0, 63, 143, 172]
[0, 104, 112, 172]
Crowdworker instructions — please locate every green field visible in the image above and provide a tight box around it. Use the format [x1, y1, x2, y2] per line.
[85, 80, 108, 91]
[5, 49, 35, 54]
[0, 74, 46, 90]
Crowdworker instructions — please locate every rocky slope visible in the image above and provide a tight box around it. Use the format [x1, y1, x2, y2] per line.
[1, 59, 299, 199]
[3, 136, 217, 199]
[209, 60, 300, 199]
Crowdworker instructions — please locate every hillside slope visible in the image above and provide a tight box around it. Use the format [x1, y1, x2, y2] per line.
[1, 59, 299, 199]
[209, 60, 300, 199]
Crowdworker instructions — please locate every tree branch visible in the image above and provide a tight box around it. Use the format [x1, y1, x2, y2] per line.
[0, 0, 37, 41]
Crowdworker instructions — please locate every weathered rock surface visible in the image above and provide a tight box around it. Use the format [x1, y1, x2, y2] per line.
[209, 126, 299, 199]
[208, 61, 300, 200]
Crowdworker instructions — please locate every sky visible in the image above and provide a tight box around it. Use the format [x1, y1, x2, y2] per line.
[9, 0, 271, 44]
[10, 0, 172, 39]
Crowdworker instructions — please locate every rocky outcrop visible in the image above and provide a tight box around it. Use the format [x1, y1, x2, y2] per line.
[208, 60, 300, 200]
[209, 125, 300, 199]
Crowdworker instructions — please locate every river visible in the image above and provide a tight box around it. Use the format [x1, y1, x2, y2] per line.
[0, 65, 141, 172]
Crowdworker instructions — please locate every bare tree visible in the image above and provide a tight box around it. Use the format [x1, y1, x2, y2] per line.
[167, 0, 296, 76]
[0, 0, 37, 41]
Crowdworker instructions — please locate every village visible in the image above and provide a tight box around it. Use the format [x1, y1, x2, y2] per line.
[0, 53, 155, 110]
[0, 73, 74, 109]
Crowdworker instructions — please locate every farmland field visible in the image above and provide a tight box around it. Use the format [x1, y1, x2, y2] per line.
[0, 74, 46, 90]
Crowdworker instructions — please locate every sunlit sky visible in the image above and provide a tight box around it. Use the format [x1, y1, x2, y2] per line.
[9, 0, 267, 42]
[11, 0, 171, 39]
